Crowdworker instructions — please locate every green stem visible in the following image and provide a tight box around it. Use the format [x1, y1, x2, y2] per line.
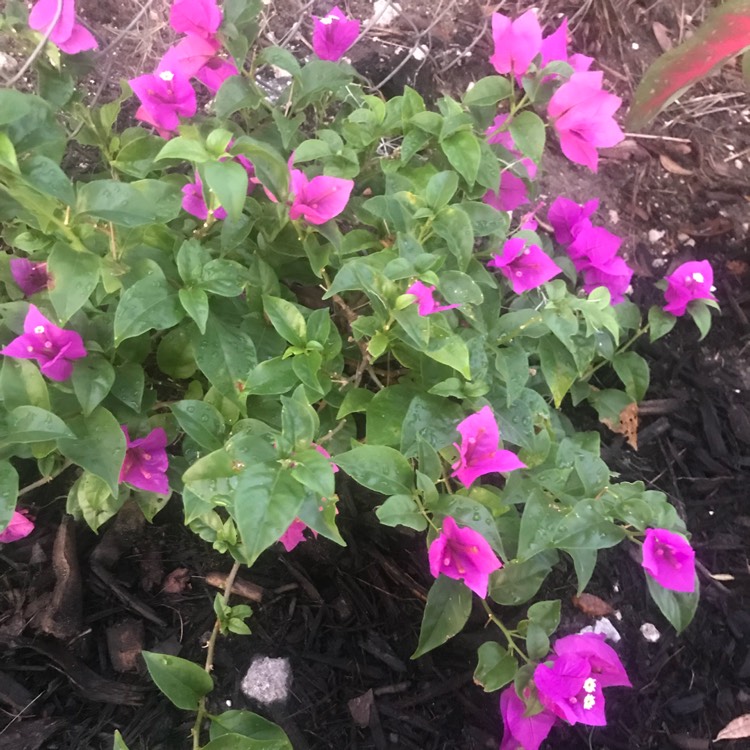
[480, 599, 530, 664]
[582, 325, 649, 381]
[18, 460, 73, 497]
[191, 560, 242, 750]
[413, 493, 439, 533]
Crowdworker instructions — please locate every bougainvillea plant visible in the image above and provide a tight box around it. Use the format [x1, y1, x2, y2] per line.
[0, 0, 720, 747]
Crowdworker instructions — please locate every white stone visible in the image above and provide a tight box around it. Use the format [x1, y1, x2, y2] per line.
[579, 616, 621, 643]
[640, 623, 661, 642]
[648, 229, 665, 243]
[371, 0, 401, 27]
[241, 656, 292, 705]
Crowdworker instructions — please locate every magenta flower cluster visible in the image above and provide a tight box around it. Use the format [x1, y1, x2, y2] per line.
[312, 6, 360, 61]
[406, 280, 460, 316]
[28, 0, 97, 54]
[452, 406, 525, 488]
[549, 196, 633, 304]
[488, 238, 562, 294]
[129, 0, 236, 138]
[500, 633, 630, 748]
[489, 10, 621, 173]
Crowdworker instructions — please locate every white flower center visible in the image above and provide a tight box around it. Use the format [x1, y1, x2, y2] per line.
[34, 325, 45, 334]
[159, 70, 175, 81]
[583, 677, 597, 693]
[583, 694, 596, 710]
[320, 15, 336, 24]
[523, 248, 530, 255]
[691, 272, 704, 283]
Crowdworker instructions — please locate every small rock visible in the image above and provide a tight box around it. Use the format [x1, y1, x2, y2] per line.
[579, 617, 621, 643]
[241, 656, 292, 705]
[648, 229, 666, 243]
[371, 0, 401, 27]
[640, 622, 661, 642]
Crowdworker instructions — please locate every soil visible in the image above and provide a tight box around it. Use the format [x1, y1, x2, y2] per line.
[1, 1, 750, 749]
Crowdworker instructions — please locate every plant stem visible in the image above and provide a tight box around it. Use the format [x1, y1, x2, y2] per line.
[18, 460, 73, 497]
[582, 325, 648, 381]
[191, 560, 242, 750]
[480, 599, 530, 664]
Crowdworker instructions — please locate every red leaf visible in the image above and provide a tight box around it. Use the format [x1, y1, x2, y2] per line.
[628, 0, 750, 129]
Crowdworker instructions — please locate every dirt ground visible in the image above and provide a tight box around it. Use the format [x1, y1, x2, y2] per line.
[1, 0, 750, 748]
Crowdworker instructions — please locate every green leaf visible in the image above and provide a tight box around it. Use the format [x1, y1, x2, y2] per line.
[473, 642, 517, 692]
[525, 622, 550, 661]
[209, 709, 292, 749]
[424, 171, 459, 211]
[204, 159, 249, 222]
[177, 239, 210, 285]
[141, 651, 214, 711]
[527, 599, 561, 636]
[463, 76, 513, 107]
[627, 0, 750, 129]
[57, 407, 127, 496]
[280, 390, 318, 449]
[496, 345, 529, 407]
[0, 358, 49, 410]
[0, 461, 19, 535]
[0, 405, 75, 444]
[509, 111, 545, 163]
[336, 388, 374, 418]
[179, 287, 210, 334]
[334, 445, 414, 496]
[613, 352, 650, 401]
[258, 46, 301, 77]
[400, 394, 464, 456]
[194, 313, 257, 402]
[645, 575, 699, 633]
[202, 736, 266, 750]
[157, 325, 197, 379]
[376, 494, 427, 531]
[231, 137, 288, 202]
[412, 576, 472, 658]
[20, 154, 75, 205]
[262, 295, 306, 347]
[538, 336, 577, 407]
[489, 550, 558, 606]
[440, 271, 484, 305]
[297, 60, 354, 104]
[215, 77, 263, 119]
[110, 363, 144, 412]
[67, 472, 123, 532]
[648, 305, 677, 342]
[48, 243, 100, 324]
[461, 201, 509, 237]
[172, 400, 226, 452]
[433, 206, 474, 270]
[114, 270, 185, 344]
[72, 356, 116, 417]
[366, 385, 416, 446]
[290, 448, 335, 500]
[687, 299, 713, 341]
[233, 461, 306, 565]
[201, 260, 249, 296]
[245, 357, 298, 396]
[77, 180, 182, 227]
[564, 547, 598, 595]
[441, 131, 481, 185]
[155, 137, 210, 163]
[113, 730, 130, 750]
